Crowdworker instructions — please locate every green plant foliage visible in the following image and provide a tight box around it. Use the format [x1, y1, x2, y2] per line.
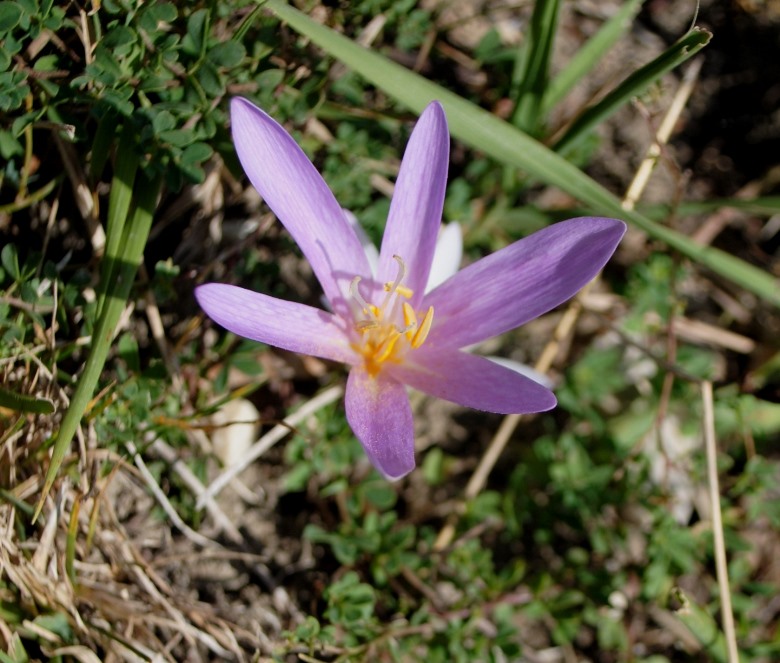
[1, 1, 778, 661]
[0, 0, 262, 191]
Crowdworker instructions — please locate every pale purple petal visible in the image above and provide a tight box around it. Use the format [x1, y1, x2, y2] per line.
[422, 217, 626, 349]
[378, 102, 449, 307]
[231, 98, 370, 310]
[196, 283, 357, 364]
[390, 350, 556, 414]
[485, 356, 554, 389]
[345, 368, 415, 480]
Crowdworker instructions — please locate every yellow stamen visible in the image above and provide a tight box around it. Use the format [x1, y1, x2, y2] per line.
[386, 282, 414, 299]
[402, 301, 417, 328]
[411, 306, 434, 348]
[355, 319, 379, 332]
[375, 331, 402, 363]
[349, 255, 435, 375]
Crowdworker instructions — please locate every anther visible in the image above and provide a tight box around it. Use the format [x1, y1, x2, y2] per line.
[411, 306, 434, 348]
[375, 331, 402, 363]
[402, 302, 418, 329]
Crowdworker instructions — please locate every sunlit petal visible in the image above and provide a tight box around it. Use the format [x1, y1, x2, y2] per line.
[231, 97, 371, 310]
[196, 283, 357, 364]
[345, 368, 415, 480]
[378, 102, 449, 307]
[390, 350, 556, 414]
[423, 217, 626, 349]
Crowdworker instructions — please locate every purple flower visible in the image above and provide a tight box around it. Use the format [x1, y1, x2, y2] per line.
[196, 98, 626, 480]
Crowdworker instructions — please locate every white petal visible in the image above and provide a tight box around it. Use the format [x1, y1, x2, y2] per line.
[425, 221, 463, 292]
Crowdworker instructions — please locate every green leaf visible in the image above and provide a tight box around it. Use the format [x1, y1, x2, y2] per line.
[0, 1, 22, 32]
[643, 195, 780, 218]
[207, 40, 246, 68]
[0, 47, 11, 72]
[36, 162, 162, 520]
[97, 122, 137, 318]
[671, 589, 730, 663]
[262, 0, 780, 308]
[0, 385, 55, 414]
[0, 71, 30, 111]
[182, 8, 209, 58]
[32, 612, 73, 643]
[511, 0, 561, 134]
[102, 25, 137, 56]
[0, 633, 28, 663]
[152, 109, 176, 134]
[1, 243, 19, 280]
[543, 0, 644, 113]
[553, 28, 712, 154]
[90, 46, 123, 84]
[295, 616, 320, 640]
[117, 332, 140, 373]
[0, 129, 22, 158]
[180, 141, 213, 164]
[138, 1, 177, 33]
[32, 54, 59, 72]
[196, 60, 224, 96]
[731, 395, 780, 439]
[158, 128, 194, 147]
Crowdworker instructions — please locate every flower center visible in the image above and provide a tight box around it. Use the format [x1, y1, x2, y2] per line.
[349, 255, 434, 377]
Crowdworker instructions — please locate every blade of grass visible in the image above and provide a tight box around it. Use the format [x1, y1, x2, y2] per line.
[0, 385, 54, 414]
[531, 196, 780, 221]
[552, 28, 711, 154]
[510, 0, 561, 134]
[261, 0, 780, 307]
[34, 172, 162, 521]
[96, 123, 138, 319]
[542, 0, 645, 113]
[642, 196, 780, 218]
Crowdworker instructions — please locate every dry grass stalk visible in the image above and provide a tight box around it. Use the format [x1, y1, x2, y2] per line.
[701, 381, 740, 663]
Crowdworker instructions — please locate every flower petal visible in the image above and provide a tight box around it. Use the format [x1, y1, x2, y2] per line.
[423, 217, 626, 349]
[425, 221, 463, 293]
[344, 208, 379, 278]
[231, 98, 370, 310]
[378, 102, 450, 306]
[345, 368, 415, 480]
[390, 350, 556, 414]
[195, 283, 357, 364]
[484, 356, 554, 389]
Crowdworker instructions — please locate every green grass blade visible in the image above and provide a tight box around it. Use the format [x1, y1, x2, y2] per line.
[35, 173, 161, 521]
[542, 0, 644, 113]
[96, 123, 138, 318]
[643, 196, 780, 218]
[0, 385, 54, 414]
[262, 0, 780, 308]
[510, 0, 561, 134]
[553, 28, 711, 154]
